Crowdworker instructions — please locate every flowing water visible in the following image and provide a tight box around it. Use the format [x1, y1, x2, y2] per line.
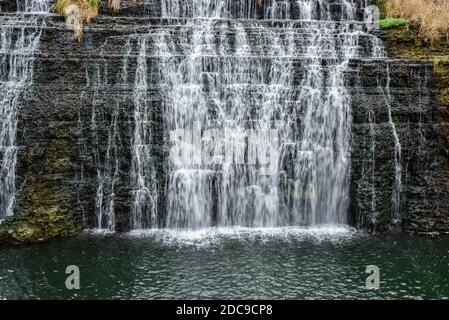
[0, 1, 405, 232]
[18, 0, 50, 13]
[89, 61, 122, 231]
[0, 2, 48, 220]
[130, 37, 159, 229]
[129, 0, 387, 229]
[382, 63, 403, 225]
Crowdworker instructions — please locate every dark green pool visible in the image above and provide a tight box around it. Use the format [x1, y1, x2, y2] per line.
[1, 227, 448, 299]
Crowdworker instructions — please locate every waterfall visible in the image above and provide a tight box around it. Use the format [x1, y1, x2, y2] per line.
[0, 2, 48, 221]
[130, 38, 159, 229]
[18, 0, 51, 12]
[127, 0, 386, 229]
[90, 62, 120, 231]
[77, 39, 133, 231]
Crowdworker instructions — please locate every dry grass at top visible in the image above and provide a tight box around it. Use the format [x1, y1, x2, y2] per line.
[55, 0, 139, 40]
[381, 0, 449, 40]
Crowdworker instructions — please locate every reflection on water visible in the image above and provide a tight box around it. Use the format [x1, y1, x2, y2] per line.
[0, 228, 448, 299]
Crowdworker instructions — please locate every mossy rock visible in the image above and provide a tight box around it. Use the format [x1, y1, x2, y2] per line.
[0, 209, 81, 244]
[0, 137, 81, 245]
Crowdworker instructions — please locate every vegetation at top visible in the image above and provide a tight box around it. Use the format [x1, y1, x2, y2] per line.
[55, 0, 449, 42]
[377, 0, 449, 41]
[55, 0, 136, 40]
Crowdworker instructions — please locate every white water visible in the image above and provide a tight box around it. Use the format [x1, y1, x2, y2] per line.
[381, 62, 403, 224]
[126, 225, 357, 247]
[19, 0, 51, 13]
[90, 65, 120, 231]
[130, 37, 159, 229]
[128, 0, 387, 229]
[0, 3, 49, 220]
[84, 40, 135, 231]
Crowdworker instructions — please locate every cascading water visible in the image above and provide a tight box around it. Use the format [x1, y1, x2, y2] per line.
[18, 0, 50, 12]
[128, 0, 387, 229]
[90, 62, 120, 231]
[78, 40, 133, 231]
[0, 1, 49, 221]
[130, 37, 159, 229]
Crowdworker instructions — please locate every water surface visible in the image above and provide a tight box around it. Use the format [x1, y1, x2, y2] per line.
[1, 227, 448, 299]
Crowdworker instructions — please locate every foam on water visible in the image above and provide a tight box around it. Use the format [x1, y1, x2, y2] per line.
[125, 225, 357, 246]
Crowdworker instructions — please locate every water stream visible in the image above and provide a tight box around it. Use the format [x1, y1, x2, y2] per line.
[0, 1, 48, 220]
[129, 0, 387, 229]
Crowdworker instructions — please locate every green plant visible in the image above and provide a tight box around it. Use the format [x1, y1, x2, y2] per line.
[380, 0, 449, 40]
[380, 18, 410, 30]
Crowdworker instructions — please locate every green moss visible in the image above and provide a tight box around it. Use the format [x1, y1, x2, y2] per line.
[46, 139, 71, 174]
[0, 138, 80, 245]
[54, 0, 66, 16]
[90, 0, 100, 8]
[380, 18, 410, 30]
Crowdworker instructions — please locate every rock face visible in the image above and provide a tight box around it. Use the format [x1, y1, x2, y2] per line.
[0, 0, 448, 242]
[349, 57, 449, 232]
[371, 26, 449, 233]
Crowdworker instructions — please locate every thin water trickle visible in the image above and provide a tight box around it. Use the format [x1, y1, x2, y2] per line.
[83, 40, 134, 231]
[130, 38, 159, 229]
[91, 64, 121, 231]
[381, 62, 403, 225]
